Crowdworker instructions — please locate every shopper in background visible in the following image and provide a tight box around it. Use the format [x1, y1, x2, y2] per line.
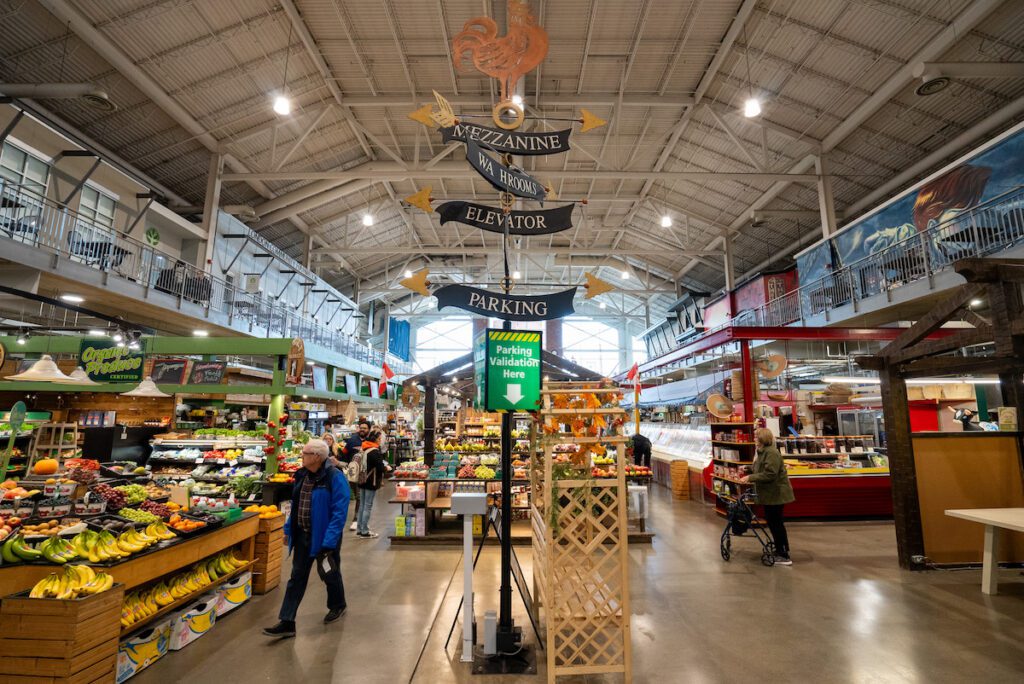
[340, 420, 370, 463]
[356, 427, 390, 539]
[322, 433, 340, 462]
[342, 421, 370, 531]
[740, 428, 795, 566]
[631, 433, 652, 468]
[263, 439, 350, 638]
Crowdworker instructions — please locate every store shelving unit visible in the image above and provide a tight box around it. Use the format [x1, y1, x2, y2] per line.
[709, 422, 757, 517]
[531, 381, 632, 682]
[147, 436, 267, 488]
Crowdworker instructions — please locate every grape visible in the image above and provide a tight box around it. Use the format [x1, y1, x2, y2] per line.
[117, 508, 161, 524]
[139, 500, 172, 519]
[114, 484, 147, 505]
[91, 483, 127, 509]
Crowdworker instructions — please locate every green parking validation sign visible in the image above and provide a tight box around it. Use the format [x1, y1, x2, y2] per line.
[485, 329, 542, 411]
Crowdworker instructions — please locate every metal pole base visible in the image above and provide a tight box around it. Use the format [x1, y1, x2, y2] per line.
[472, 645, 537, 675]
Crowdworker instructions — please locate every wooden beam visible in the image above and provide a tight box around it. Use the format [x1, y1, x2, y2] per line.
[854, 355, 885, 371]
[954, 257, 1024, 282]
[899, 355, 1022, 378]
[961, 308, 991, 329]
[879, 283, 986, 356]
[889, 326, 993, 365]
[878, 365, 925, 570]
[986, 280, 1024, 357]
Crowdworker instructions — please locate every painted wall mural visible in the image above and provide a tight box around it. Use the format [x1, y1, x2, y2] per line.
[796, 121, 1024, 291]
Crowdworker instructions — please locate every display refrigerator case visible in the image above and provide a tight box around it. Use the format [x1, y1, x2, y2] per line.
[838, 408, 885, 447]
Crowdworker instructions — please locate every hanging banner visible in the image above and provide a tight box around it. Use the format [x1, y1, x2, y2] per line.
[189, 361, 226, 385]
[436, 201, 573, 235]
[465, 139, 546, 202]
[79, 340, 144, 383]
[440, 122, 571, 156]
[434, 284, 576, 321]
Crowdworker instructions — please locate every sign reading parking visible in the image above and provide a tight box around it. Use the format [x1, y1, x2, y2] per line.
[485, 329, 542, 412]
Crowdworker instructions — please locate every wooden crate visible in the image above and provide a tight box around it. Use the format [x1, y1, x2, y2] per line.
[252, 526, 284, 594]
[0, 585, 123, 683]
[670, 462, 690, 500]
[533, 382, 633, 683]
[258, 515, 285, 534]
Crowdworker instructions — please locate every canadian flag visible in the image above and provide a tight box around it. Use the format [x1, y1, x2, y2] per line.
[626, 362, 639, 386]
[381, 362, 395, 381]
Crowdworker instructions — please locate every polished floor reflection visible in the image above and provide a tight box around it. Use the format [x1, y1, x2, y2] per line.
[134, 485, 1024, 683]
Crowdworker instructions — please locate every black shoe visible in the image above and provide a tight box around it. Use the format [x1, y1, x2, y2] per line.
[263, 621, 296, 637]
[324, 606, 347, 624]
[773, 555, 793, 566]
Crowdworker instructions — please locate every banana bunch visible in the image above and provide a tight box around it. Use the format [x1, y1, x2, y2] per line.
[70, 530, 127, 563]
[38, 536, 79, 564]
[114, 527, 160, 555]
[122, 588, 162, 628]
[29, 565, 114, 599]
[0, 534, 44, 563]
[145, 522, 177, 541]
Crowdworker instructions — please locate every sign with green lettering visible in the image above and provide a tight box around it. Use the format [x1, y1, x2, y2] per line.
[484, 329, 542, 412]
[79, 340, 144, 382]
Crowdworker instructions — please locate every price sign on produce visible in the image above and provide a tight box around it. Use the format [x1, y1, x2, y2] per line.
[484, 329, 542, 412]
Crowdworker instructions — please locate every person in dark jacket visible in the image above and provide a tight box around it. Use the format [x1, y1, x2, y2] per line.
[264, 439, 351, 638]
[631, 433, 652, 468]
[741, 428, 796, 565]
[340, 421, 370, 464]
[355, 427, 390, 539]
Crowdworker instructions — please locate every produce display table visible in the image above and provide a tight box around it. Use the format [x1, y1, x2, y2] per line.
[945, 508, 1024, 595]
[0, 515, 259, 598]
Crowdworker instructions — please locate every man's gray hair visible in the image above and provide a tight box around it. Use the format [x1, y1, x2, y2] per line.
[304, 439, 330, 461]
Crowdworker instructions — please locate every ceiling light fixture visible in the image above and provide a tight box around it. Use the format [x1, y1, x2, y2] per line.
[822, 375, 1002, 386]
[660, 215, 672, 228]
[66, 367, 100, 386]
[112, 331, 124, 343]
[87, 329, 106, 337]
[273, 21, 294, 116]
[5, 355, 73, 383]
[600, 301, 606, 309]
[60, 294, 84, 303]
[512, 270, 521, 280]
[193, 330, 209, 337]
[970, 299, 983, 307]
[272, 95, 291, 116]
[621, 270, 630, 280]
[511, 94, 523, 106]
[121, 377, 171, 398]
[743, 98, 762, 118]
[404, 270, 413, 278]
[362, 214, 374, 227]
[16, 330, 28, 345]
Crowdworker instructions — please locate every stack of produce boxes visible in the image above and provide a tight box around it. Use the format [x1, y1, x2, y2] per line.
[253, 512, 285, 594]
[0, 583, 125, 682]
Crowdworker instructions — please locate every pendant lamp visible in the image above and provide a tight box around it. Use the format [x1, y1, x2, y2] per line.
[4, 355, 73, 382]
[121, 377, 172, 398]
[66, 367, 101, 386]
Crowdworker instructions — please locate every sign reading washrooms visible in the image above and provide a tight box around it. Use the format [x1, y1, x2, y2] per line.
[484, 329, 542, 412]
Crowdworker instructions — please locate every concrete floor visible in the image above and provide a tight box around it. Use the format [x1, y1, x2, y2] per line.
[134, 485, 1024, 683]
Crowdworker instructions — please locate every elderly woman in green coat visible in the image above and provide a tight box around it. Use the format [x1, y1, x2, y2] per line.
[740, 428, 795, 565]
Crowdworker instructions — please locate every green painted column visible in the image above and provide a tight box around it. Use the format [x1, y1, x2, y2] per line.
[266, 393, 286, 475]
[975, 384, 988, 422]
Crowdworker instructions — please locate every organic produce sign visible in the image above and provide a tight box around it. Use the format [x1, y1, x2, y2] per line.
[436, 201, 573, 235]
[79, 340, 144, 382]
[484, 329, 542, 412]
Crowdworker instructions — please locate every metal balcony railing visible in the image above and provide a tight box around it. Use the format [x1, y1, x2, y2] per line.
[728, 184, 1024, 329]
[0, 179, 411, 375]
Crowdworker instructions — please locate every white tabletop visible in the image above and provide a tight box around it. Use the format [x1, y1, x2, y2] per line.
[945, 508, 1024, 533]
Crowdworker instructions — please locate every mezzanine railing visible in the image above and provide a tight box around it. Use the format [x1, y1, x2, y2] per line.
[730, 184, 1024, 329]
[0, 179, 410, 374]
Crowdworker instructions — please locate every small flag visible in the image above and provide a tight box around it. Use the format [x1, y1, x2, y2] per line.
[381, 362, 395, 382]
[626, 362, 639, 385]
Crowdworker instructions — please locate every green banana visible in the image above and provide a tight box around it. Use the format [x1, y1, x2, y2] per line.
[12, 535, 42, 561]
[2, 536, 21, 564]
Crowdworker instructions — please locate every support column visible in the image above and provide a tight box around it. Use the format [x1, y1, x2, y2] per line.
[544, 318, 563, 356]
[618, 323, 632, 374]
[423, 384, 436, 466]
[723, 229, 735, 292]
[879, 365, 926, 569]
[302, 233, 314, 269]
[202, 153, 225, 274]
[815, 154, 838, 238]
[739, 340, 754, 421]
[266, 393, 285, 475]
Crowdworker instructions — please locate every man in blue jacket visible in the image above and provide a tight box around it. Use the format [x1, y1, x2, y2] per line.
[264, 439, 351, 638]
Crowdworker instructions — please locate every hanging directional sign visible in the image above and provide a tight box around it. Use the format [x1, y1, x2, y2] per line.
[466, 139, 546, 202]
[484, 329, 542, 412]
[434, 284, 576, 321]
[440, 122, 571, 156]
[437, 201, 573, 235]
